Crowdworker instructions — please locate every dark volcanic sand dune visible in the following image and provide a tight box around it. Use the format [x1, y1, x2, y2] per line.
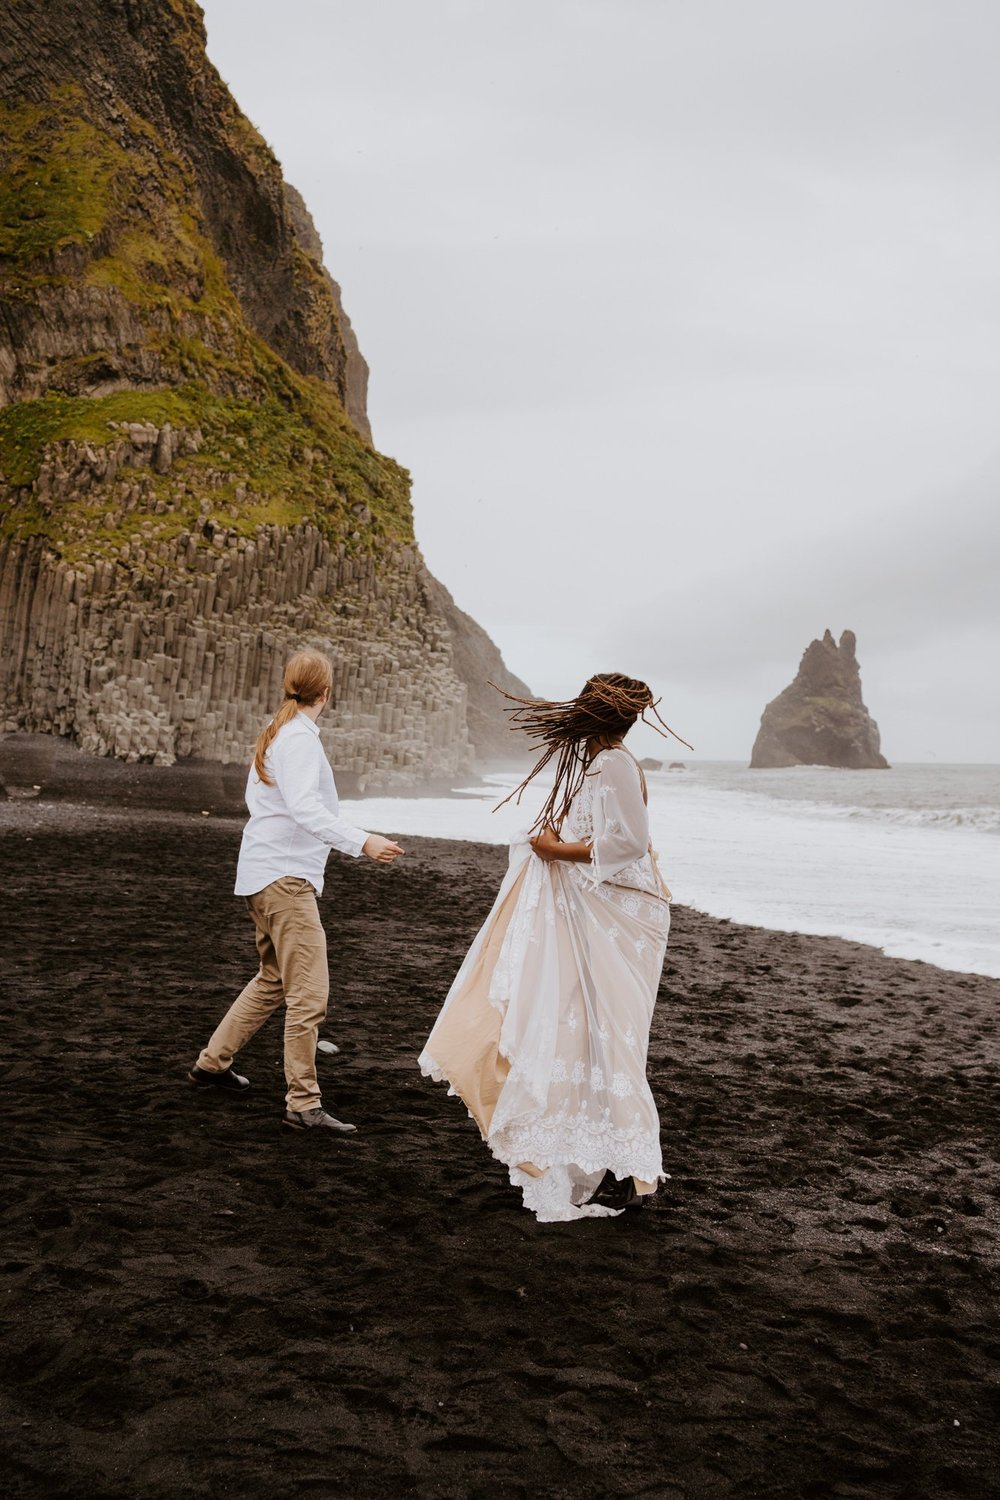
[1, 804, 999, 1499]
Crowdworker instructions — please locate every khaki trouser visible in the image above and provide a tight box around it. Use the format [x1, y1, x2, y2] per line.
[196, 876, 330, 1113]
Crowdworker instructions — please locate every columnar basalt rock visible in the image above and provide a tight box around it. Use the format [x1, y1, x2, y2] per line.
[0, 525, 471, 787]
[0, 429, 472, 789]
[750, 629, 889, 770]
[0, 0, 525, 792]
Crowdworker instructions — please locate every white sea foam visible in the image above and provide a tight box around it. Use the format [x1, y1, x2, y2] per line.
[343, 762, 1000, 980]
[822, 804, 1000, 834]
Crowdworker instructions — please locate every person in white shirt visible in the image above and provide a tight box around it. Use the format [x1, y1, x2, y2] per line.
[188, 649, 403, 1131]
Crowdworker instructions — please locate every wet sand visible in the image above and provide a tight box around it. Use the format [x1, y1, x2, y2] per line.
[1, 801, 998, 1499]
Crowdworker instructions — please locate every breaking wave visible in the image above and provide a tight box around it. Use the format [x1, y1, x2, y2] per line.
[824, 804, 1000, 835]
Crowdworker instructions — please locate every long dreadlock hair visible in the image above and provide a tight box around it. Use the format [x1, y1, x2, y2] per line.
[491, 672, 693, 834]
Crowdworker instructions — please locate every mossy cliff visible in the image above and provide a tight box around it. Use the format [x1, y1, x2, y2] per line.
[0, 0, 525, 789]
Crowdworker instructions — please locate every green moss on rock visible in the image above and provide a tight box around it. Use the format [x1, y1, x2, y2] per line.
[0, 88, 123, 265]
[0, 78, 413, 559]
[0, 382, 413, 558]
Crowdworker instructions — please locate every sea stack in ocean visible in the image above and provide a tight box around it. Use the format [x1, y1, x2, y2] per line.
[0, 0, 528, 801]
[750, 630, 889, 770]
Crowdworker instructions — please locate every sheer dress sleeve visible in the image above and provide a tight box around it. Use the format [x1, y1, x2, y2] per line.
[586, 750, 650, 886]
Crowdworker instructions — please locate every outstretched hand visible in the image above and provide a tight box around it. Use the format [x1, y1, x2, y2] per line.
[363, 835, 404, 864]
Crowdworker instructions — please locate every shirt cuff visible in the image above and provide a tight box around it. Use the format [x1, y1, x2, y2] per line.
[340, 826, 370, 858]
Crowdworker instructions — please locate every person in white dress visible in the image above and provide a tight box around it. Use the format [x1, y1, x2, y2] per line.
[419, 673, 689, 1221]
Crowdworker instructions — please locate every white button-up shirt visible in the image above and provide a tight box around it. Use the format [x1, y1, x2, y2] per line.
[234, 713, 370, 897]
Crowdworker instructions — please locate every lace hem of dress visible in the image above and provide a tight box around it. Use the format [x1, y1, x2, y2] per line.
[417, 1049, 446, 1084]
[420, 1051, 665, 1182]
[490, 1117, 665, 1186]
[508, 1164, 621, 1222]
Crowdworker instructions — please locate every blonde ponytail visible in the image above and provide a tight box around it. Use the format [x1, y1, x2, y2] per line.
[253, 649, 334, 785]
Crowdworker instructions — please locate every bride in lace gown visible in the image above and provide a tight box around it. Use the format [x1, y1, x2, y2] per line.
[419, 674, 688, 1222]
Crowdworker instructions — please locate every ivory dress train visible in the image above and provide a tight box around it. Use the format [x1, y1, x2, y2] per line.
[418, 749, 671, 1222]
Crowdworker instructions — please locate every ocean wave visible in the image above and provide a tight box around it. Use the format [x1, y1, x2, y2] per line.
[650, 778, 1000, 835]
[827, 805, 1000, 834]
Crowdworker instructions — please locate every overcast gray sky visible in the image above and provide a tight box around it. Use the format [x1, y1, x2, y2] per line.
[200, 0, 999, 762]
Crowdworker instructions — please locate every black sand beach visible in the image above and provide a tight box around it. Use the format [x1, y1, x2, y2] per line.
[2, 802, 998, 1499]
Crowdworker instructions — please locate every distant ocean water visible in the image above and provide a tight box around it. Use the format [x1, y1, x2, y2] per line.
[342, 762, 1000, 979]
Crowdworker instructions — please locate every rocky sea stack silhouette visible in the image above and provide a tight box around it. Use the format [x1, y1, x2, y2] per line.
[751, 629, 889, 770]
[0, 0, 527, 803]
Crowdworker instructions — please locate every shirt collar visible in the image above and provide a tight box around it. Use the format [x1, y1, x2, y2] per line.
[295, 712, 320, 737]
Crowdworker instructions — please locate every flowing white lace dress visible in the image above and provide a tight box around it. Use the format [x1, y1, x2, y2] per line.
[418, 748, 670, 1222]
